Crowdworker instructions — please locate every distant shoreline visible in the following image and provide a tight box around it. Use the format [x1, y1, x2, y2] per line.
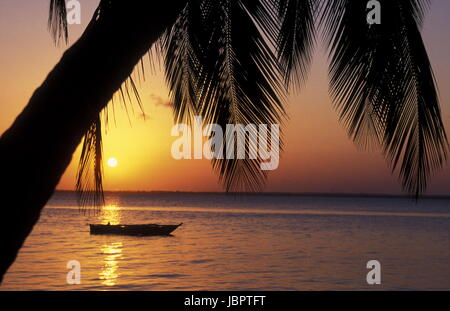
[53, 190, 450, 200]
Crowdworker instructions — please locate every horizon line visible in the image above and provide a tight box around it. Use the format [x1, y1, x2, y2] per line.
[54, 189, 450, 200]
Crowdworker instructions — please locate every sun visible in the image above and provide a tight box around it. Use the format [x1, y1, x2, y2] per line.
[107, 158, 118, 168]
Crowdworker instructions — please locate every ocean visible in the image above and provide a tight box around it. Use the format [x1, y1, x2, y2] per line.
[1, 191, 450, 290]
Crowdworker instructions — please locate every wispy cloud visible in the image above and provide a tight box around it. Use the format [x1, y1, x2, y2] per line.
[138, 112, 152, 120]
[150, 94, 173, 108]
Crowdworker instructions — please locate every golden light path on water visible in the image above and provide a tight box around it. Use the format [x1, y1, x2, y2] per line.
[101, 204, 121, 225]
[99, 205, 122, 287]
[99, 242, 122, 287]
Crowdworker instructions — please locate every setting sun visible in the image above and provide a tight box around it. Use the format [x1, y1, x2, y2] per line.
[107, 158, 118, 168]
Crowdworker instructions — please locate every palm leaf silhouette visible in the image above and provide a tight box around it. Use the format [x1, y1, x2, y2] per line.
[48, 0, 68, 44]
[164, 0, 286, 191]
[277, 0, 316, 86]
[76, 116, 105, 208]
[47, 0, 448, 206]
[321, 0, 448, 197]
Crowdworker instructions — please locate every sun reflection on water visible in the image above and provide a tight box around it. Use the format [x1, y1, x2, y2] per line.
[99, 204, 121, 225]
[97, 204, 124, 286]
[99, 241, 123, 286]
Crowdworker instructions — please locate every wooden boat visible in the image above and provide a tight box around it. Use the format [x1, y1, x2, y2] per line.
[89, 223, 182, 236]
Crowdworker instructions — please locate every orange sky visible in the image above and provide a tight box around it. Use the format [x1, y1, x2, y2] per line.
[1, 1, 449, 195]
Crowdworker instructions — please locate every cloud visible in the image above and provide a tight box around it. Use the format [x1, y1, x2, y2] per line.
[150, 94, 173, 108]
[138, 112, 152, 120]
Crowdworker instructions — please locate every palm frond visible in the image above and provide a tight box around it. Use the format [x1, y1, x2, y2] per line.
[76, 116, 105, 210]
[322, 0, 448, 197]
[163, 0, 286, 191]
[76, 74, 145, 210]
[48, 0, 68, 44]
[276, 0, 316, 87]
[49, 0, 447, 200]
[163, 1, 201, 125]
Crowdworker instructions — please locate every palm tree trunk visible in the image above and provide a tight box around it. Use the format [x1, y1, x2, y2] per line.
[0, 1, 186, 282]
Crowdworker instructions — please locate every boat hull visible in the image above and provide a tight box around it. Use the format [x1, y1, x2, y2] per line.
[89, 223, 182, 236]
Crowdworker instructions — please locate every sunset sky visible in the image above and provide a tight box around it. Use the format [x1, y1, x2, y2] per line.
[1, 1, 449, 195]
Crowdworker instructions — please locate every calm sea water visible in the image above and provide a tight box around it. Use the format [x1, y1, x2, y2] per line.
[2, 192, 450, 290]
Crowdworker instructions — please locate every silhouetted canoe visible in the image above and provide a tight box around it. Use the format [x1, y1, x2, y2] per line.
[89, 223, 182, 236]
